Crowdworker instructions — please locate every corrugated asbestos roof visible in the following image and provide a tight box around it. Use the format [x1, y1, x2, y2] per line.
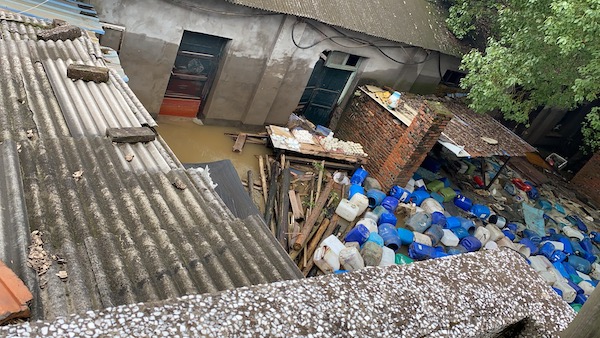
[0, 9, 302, 320]
[226, 0, 466, 56]
[0, 0, 104, 34]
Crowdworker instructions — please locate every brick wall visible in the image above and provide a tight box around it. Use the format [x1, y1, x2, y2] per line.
[336, 92, 452, 190]
[571, 152, 600, 206]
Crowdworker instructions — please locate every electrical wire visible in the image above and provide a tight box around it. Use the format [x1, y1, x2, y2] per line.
[170, 0, 281, 16]
[15, 0, 51, 14]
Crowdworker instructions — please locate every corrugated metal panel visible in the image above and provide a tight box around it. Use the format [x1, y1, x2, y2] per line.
[226, 0, 466, 56]
[0, 0, 104, 34]
[0, 7, 302, 320]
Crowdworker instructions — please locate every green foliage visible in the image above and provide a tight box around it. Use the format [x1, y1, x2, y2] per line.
[445, 0, 600, 152]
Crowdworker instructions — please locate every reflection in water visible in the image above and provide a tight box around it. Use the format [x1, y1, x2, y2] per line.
[156, 116, 272, 179]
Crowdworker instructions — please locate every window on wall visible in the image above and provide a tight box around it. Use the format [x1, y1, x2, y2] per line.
[441, 70, 466, 87]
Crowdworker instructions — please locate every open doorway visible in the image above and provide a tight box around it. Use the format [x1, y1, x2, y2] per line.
[297, 51, 362, 126]
[159, 31, 228, 118]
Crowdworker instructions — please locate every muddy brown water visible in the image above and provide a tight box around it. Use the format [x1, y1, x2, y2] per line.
[156, 116, 272, 179]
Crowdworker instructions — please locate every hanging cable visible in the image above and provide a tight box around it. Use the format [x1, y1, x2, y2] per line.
[16, 0, 51, 15]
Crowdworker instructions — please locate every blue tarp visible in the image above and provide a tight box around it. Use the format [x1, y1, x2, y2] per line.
[522, 202, 546, 237]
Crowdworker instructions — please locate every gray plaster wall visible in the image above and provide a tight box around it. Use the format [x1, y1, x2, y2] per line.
[91, 0, 462, 125]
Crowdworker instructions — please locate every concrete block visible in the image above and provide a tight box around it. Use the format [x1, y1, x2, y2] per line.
[106, 127, 156, 143]
[67, 64, 110, 83]
[37, 24, 82, 41]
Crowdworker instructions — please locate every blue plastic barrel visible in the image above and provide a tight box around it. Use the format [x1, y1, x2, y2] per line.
[519, 238, 539, 255]
[366, 189, 386, 208]
[452, 226, 470, 239]
[447, 246, 467, 255]
[348, 184, 365, 199]
[470, 204, 491, 219]
[397, 228, 414, 245]
[378, 212, 397, 226]
[502, 229, 516, 241]
[454, 195, 473, 211]
[553, 262, 570, 279]
[431, 211, 447, 226]
[379, 223, 402, 251]
[408, 190, 430, 206]
[344, 224, 370, 245]
[458, 217, 476, 235]
[445, 216, 461, 229]
[381, 196, 399, 213]
[425, 224, 444, 246]
[408, 243, 448, 260]
[539, 242, 556, 259]
[523, 229, 542, 245]
[568, 255, 592, 274]
[366, 232, 384, 247]
[389, 185, 410, 202]
[459, 236, 482, 252]
[350, 167, 368, 185]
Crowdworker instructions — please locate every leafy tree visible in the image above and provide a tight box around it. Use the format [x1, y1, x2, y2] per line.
[444, 0, 600, 152]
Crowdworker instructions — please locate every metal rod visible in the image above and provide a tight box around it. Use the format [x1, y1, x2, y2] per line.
[485, 156, 511, 190]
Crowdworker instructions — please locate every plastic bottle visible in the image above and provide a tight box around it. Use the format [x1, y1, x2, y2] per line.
[361, 241, 383, 266]
[425, 224, 444, 246]
[578, 280, 596, 296]
[406, 212, 432, 233]
[350, 167, 368, 185]
[381, 196, 399, 213]
[349, 193, 369, 215]
[441, 229, 459, 247]
[563, 226, 584, 241]
[344, 224, 370, 245]
[379, 247, 396, 266]
[487, 214, 506, 228]
[460, 236, 482, 252]
[397, 228, 414, 245]
[378, 223, 402, 251]
[339, 245, 365, 271]
[314, 246, 340, 273]
[431, 211, 447, 226]
[389, 185, 410, 202]
[366, 189, 386, 208]
[451, 226, 470, 240]
[348, 184, 365, 199]
[357, 218, 378, 234]
[568, 255, 592, 274]
[445, 216, 461, 229]
[474, 227, 491, 245]
[470, 204, 491, 219]
[335, 199, 360, 222]
[378, 212, 398, 226]
[387, 91, 401, 109]
[420, 198, 444, 214]
[454, 195, 473, 211]
[413, 231, 433, 246]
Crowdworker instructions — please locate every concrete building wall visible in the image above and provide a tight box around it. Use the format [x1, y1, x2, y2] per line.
[91, 0, 461, 125]
[571, 151, 600, 206]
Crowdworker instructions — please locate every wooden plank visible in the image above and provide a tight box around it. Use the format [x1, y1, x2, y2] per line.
[258, 156, 268, 204]
[232, 133, 248, 153]
[293, 179, 336, 251]
[288, 190, 305, 222]
[277, 166, 291, 249]
[302, 215, 340, 275]
[106, 127, 156, 143]
[264, 161, 280, 234]
[315, 160, 325, 202]
[246, 170, 254, 198]
[286, 155, 355, 171]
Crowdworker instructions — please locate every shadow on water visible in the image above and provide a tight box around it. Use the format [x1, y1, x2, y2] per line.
[156, 116, 272, 179]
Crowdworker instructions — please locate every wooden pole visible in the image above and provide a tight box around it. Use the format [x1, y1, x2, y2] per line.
[264, 161, 280, 234]
[293, 179, 336, 251]
[258, 156, 268, 203]
[246, 170, 254, 198]
[560, 287, 600, 338]
[315, 160, 325, 202]
[232, 133, 247, 152]
[288, 190, 305, 222]
[277, 165, 291, 249]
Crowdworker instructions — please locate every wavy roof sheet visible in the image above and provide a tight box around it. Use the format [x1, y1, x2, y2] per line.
[226, 0, 466, 56]
[0, 9, 301, 320]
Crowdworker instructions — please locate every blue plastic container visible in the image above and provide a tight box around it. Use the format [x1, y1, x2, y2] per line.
[447, 246, 467, 255]
[574, 294, 588, 305]
[381, 196, 399, 213]
[389, 186, 410, 202]
[568, 255, 592, 274]
[366, 189, 387, 208]
[568, 279, 585, 295]
[348, 184, 365, 199]
[440, 177, 451, 187]
[454, 195, 473, 211]
[408, 243, 448, 260]
[445, 216, 461, 229]
[580, 238, 597, 255]
[366, 232, 384, 247]
[470, 204, 491, 219]
[558, 236, 574, 254]
[408, 190, 430, 206]
[539, 242, 556, 259]
[537, 199, 552, 211]
[550, 251, 568, 263]
[430, 192, 445, 205]
[523, 229, 542, 245]
[563, 262, 579, 277]
[452, 226, 470, 239]
[507, 223, 519, 232]
[552, 287, 563, 297]
[553, 262, 570, 279]
[520, 238, 539, 255]
[570, 239, 586, 256]
[567, 215, 588, 233]
[397, 228, 414, 245]
[379, 223, 402, 251]
[526, 182, 539, 200]
[425, 224, 444, 246]
[502, 229, 516, 241]
[350, 167, 368, 185]
[431, 212, 447, 226]
[344, 224, 370, 245]
[458, 217, 476, 235]
[378, 212, 397, 226]
[591, 231, 600, 244]
[460, 236, 482, 252]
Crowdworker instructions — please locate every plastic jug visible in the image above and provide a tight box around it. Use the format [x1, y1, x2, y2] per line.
[519, 238, 539, 255]
[361, 241, 383, 266]
[591, 263, 600, 280]
[348, 184, 365, 199]
[460, 236, 482, 252]
[387, 91, 401, 109]
[344, 224, 370, 245]
[372, 205, 388, 219]
[484, 241, 499, 250]
[426, 180, 445, 192]
[563, 226, 584, 240]
[378, 223, 402, 251]
[408, 243, 448, 260]
[441, 229, 460, 247]
[406, 212, 432, 233]
[365, 232, 384, 247]
[513, 243, 531, 257]
[420, 198, 444, 214]
[349, 193, 369, 215]
[413, 232, 433, 246]
[445, 216, 461, 229]
[357, 218, 378, 234]
[397, 228, 414, 245]
[485, 224, 505, 241]
[408, 190, 430, 206]
[454, 195, 473, 211]
[335, 199, 360, 222]
[431, 211, 447, 226]
[578, 280, 596, 296]
[395, 253, 414, 265]
[474, 227, 491, 245]
[502, 229, 516, 241]
[458, 217, 476, 235]
[447, 245, 467, 255]
[470, 204, 491, 219]
[339, 246, 365, 271]
[568, 255, 592, 274]
[364, 211, 379, 222]
[425, 224, 444, 246]
[523, 229, 542, 245]
[381, 196, 399, 213]
[314, 246, 340, 273]
[366, 189, 386, 208]
[320, 235, 346, 255]
[389, 185, 410, 202]
[378, 212, 398, 226]
[350, 167, 368, 185]
[452, 226, 470, 239]
[379, 247, 396, 266]
[488, 214, 506, 228]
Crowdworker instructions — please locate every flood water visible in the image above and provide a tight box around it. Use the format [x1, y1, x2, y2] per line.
[156, 116, 272, 179]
